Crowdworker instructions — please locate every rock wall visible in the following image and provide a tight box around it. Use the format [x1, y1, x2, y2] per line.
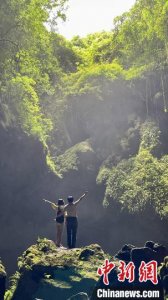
[0, 125, 59, 275]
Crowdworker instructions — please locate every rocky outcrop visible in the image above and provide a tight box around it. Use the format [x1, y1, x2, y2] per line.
[115, 240, 168, 267]
[0, 260, 6, 300]
[7, 239, 108, 300]
[5, 240, 168, 300]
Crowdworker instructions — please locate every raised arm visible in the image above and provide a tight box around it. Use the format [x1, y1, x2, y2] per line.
[74, 191, 88, 205]
[63, 204, 68, 211]
[43, 199, 58, 210]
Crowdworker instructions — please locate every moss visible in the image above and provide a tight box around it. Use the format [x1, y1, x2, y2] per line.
[0, 260, 6, 278]
[55, 140, 95, 175]
[4, 272, 20, 300]
[158, 256, 168, 299]
[8, 239, 109, 300]
[43, 278, 72, 289]
[69, 276, 82, 282]
[46, 153, 62, 178]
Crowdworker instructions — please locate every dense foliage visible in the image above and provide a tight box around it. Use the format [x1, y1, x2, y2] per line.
[97, 122, 168, 217]
[1, 0, 168, 218]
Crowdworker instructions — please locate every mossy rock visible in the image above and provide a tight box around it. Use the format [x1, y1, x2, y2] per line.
[0, 261, 6, 279]
[158, 256, 168, 298]
[7, 239, 112, 300]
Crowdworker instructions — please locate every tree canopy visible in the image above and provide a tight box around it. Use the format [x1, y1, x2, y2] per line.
[1, 0, 168, 218]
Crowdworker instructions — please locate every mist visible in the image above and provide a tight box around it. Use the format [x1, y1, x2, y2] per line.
[0, 0, 168, 287]
[0, 75, 168, 278]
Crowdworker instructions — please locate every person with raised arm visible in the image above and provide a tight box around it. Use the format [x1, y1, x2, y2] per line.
[55, 199, 65, 247]
[64, 191, 88, 249]
[43, 198, 65, 247]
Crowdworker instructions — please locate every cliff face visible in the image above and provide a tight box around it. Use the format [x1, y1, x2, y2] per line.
[0, 125, 59, 276]
[0, 121, 167, 281]
[7, 239, 108, 300]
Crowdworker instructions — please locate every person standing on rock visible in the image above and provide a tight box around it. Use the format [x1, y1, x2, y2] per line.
[64, 191, 88, 249]
[51, 199, 65, 247]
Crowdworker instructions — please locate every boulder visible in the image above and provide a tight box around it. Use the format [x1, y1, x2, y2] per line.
[79, 248, 95, 261]
[131, 247, 157, 267]
[115, 244, 135, 262]
[7, 239, 106, 300]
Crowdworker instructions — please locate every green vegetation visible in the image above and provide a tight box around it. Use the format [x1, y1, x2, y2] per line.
[97, 121, 168, 217]
[1, 0, 168, 219]
[5, 239, 107, 300]
[55, 140, 95, 176]
[0, 0, 68, 172]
